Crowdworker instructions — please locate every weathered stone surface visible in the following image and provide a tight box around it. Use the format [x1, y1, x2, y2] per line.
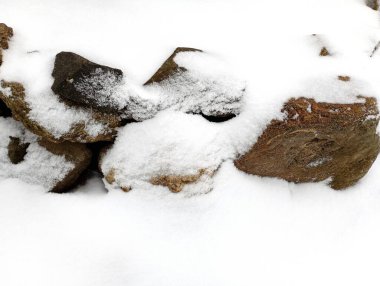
[144, 47, 202, 85]
[0, 99, 11, 117]
[366, 0, 379, 10]
[0, 81, 123, 142]
[8, 136, 29, 164]
[150, 169, 207, 193]
[319, 47, 330, 56]
[1, 117, 92, 192]
[51, 52, 124, 113]
[234, 97, 380, 190]
[0, 23, 13, 66]
[38, 138, 92, 192]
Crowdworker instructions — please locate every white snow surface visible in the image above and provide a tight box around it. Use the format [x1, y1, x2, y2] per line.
[0, 117, 75, 190]
[2, 0, 380, 285]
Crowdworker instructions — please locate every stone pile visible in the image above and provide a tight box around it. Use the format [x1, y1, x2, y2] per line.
[1, 23, 379, 193]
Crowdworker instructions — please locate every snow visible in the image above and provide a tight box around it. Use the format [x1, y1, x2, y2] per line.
[0, 117, 75, 190]
[1, 0, 380, 285]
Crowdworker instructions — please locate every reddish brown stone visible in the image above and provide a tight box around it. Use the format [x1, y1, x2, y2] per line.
[144, 47, 202, 85]
[234, 97, 380, 190]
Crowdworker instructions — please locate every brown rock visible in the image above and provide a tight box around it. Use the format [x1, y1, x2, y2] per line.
[8, 136, 29, 164]
[319, 47, 330, 57]
[366, 0, 379, 10]
[234, 97, 380, 190]
[0, 23, 13, 66]
[51, 52, 124, 113]
[150, 169, 207, 193]
[0, 80, 123, 142]
[38, 138, 92, 192]
[144, 47, 202, 85]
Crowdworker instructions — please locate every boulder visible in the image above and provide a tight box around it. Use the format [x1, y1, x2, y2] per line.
[366, 0, 379, 10]
[144, 47, 203, 85]
[51, 52, 124, 113]
[144, 47, 245, 121]
[0, 80, 123, 142]
[0, 117, 92, 192]
[0, 23, 13, 66]
[234, 97, 380, 190]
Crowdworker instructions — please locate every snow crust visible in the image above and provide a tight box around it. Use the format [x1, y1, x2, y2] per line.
[0, 117, 75, 190]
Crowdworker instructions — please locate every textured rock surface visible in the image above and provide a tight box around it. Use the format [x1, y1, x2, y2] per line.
[0, 23, 13, 66]
[144, 47, 202, 85]
[0, 81, 123, 142]
[52, 52, 124, 113]
[235, 97, 380, 190]
[0, 117, 92, 192]
[8, 136, 29, 164]
[150, 169, 208, 193]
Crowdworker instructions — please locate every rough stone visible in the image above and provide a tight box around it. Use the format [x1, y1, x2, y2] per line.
[51, 52, 124, 113]
[150, 169, 207, 193]
[0, 23, 13, 66]
[234, 97, 380, 190]
[0, 80, 123, 143]
[8, 136, 29, 164]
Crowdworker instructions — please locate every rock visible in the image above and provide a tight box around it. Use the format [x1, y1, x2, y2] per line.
[0, 99, 11, 117]
[0, 23, 13, 66]
[144, 47, 203, 85]
[319, 47, 330, 56]
[0, 80, 123, 142]
[234, 97, 380, 190]
[366, 0, 379, 10]
[150, 169, 208, 193]
[38, 138, 92, 192]
[144, 47, 245, 121]
[8, 136, 29, 164]
[0, 117, 92, 192]
[338, 75, 350, 82]
[51, 52, 124, 113]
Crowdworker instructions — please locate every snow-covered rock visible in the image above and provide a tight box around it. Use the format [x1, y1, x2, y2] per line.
[145, 47, 246, 121]
[0, 117, 92, 192]
[51, 52, 124, 114]
[100, 111, 233, 195]
[0, 80, 123, 143]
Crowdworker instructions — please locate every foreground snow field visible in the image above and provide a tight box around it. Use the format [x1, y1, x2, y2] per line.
[2, 0, 380, 285]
